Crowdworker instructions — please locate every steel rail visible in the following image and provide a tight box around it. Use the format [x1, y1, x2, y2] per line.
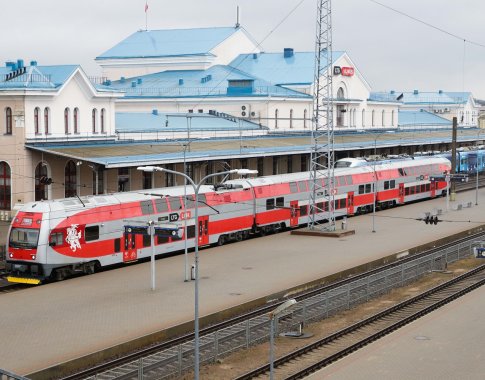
[235, 264, 485, 380]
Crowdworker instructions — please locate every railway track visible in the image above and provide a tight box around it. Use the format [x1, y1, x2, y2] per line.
[235, 264, 485, 380]
[60, 231, 485, 380]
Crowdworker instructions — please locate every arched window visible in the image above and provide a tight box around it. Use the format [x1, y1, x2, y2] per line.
[337, 87, 344, 99]
[73, 108, 79, 134]
[35, 163, 48, 201]
[289, 109, 293, 128]
[5, 107, 12, 135]
[303, 109, 308, 129]
[391, 110, 395, 126]
[381, 110, 385, 126]
[275, 109, 279, 129]
[100, 108, 106, 133]
[64, 108, 70, 134]
[0, 161, 11, 210]
[44, 107, 50, 134]
[372, 110, 375, 127]
[34, 107, 40, 134]
[362, 109, 365, 127]
[65, 160, 77, 198]
[92, 108, 97, 133]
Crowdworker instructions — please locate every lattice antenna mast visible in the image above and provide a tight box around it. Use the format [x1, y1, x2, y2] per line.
[309, 0, 336, 231]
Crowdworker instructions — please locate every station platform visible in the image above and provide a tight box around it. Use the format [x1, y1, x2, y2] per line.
[1, 188, 485, 376]
[307, 285, 485, 380]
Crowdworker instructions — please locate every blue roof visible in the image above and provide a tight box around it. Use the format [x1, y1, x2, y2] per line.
[0, 64, 78, 90]
[229, 51, 345, 85]
[371, 91, 471, 105]
[116, 112, 263, 132]
[97, 27, 240, 60]
[106, 65, 310, 99]
[398, 110, 452, 127]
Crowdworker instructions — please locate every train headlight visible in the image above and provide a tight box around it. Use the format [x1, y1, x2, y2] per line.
[31, 255, 36, 260]
[9, 253, 13, 258]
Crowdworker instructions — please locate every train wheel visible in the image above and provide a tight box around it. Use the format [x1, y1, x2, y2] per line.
[217, 236, 225, 246]
[259, 227, 267, 237]
[236, 232, 243, 241]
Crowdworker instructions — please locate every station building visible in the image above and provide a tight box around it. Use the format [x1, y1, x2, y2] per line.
[0, 25, 480, 219]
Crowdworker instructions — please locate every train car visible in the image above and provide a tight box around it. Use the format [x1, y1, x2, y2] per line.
[5, 156, 451, 284]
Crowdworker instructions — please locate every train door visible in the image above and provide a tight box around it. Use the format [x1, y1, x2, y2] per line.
[123, 227, 138, 262]
[198, 216, 209, 246]
[290, 200, 299, 227]
[398, 183, 405, 204]
[346, 192, 354, 215]
[430, 181, 436, 197]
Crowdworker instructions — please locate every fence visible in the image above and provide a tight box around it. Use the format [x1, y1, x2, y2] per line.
[86, 237, 479, 380]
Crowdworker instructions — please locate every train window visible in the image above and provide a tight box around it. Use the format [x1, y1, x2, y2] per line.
[157, 236, 169, 244]
[266, 198, 275, 210]
[169, 197, 182, 211]
[365, 184, 371, 193]
[410, 187, 415, 195]
[384, 181, 389, 190]
[186, 225, 195, 239]
[289, 182, 298, 193]
[421, 185, 426, 193]
[141, 200, 154, 215]
[49, 232, 63, 246]
[346, 175, 353, 185]
[398, 168, 405, 176]
[276, 197, 284, 208]
[340, 199, 346, 208]
[298, 181, 307, 192]
[405, 187, 410, 195]
[300, 205, 308, 216]
[155, 198, 168, 213]
[197, 194, 207, 205]
[426, 184, 430, 191]
[317, 202, 323, 212]
[142, 234, 151, 247]
[334, 200, 339, 209]
[114, 238, 121, 253]
[85, 226, 99, 242]
[390, 180, 395, 188]
[185, 195, 196, 209]
[324, 202, 329, 211]
[359, 185, 365, 194]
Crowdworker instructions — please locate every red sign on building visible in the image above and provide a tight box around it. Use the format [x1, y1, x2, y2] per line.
[341, 67, 354, 77]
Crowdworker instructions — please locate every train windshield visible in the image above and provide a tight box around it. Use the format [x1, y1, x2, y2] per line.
[9, 228, 40, 249]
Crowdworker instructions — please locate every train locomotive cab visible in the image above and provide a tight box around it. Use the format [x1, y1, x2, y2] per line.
[6, 208, 47, 285]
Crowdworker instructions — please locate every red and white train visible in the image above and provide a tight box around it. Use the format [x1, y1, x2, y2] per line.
[6, 156, 451, 284]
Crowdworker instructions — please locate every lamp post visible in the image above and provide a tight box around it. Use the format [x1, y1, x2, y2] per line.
[373, 138, 377, 233]
[476, 129, 482, 206]
[137, 165, 257, 380]
[268, 299, 297, 380]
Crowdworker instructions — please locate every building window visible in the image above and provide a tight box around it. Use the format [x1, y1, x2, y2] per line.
[301, 154, 308, 172]
[257, 157, 264, 176]
[93, 169, 104, 195]
[275, 109, 279, 129]
[382, 110, 385, 126]
[391, 110, 395, 126]
[289, 109, 293, 128]
[34, 107, 40, 134]
[118, 167, 130, 192]
[0, 161, 11, 210]
[73, 108, 79, 134]
[337, 87, 344, 99]
[287, 156, 293, 173]
[371, 110, 375, 127]
[92, 108, 97, 133]
[362, 109, 365, 127]
[100, 108, 106, 133]
[165, 164, 174, 187]
[64, 108, 70, 134]
[272, 157, 278, 175]
[142, 171, 152, 190]
[44, 107, 50, 134]
[303, 109, 308, 128]
[35, 163, 48, 201]
[65, 160, 77, 198]
[5, 107, 12, 135]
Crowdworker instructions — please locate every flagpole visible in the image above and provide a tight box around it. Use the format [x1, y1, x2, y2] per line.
[145, 1, 148, 31]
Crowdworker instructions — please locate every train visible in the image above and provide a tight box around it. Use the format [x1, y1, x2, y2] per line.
[6, 155, 451, 284]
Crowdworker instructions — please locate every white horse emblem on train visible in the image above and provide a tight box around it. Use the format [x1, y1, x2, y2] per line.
[66, 224, 82, 252]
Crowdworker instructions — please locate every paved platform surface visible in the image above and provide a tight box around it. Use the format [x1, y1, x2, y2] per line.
[1, 189, 485, 375]
[307, 285, 485, 380]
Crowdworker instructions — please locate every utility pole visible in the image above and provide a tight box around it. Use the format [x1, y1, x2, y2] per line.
[450, 116, 457, 201]
[309, 0, 336, 231]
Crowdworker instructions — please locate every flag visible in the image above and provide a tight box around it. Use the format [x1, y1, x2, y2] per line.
[145, 1, 148, 12]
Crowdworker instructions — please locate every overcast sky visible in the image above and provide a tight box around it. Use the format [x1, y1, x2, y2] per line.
[2, 0, 485, 97]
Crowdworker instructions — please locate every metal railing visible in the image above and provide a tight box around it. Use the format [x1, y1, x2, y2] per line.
[0, 369, 29, 380]
[86, 236, 479, 380]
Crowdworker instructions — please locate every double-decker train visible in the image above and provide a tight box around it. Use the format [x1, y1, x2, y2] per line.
[6, 155, 451, 284]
